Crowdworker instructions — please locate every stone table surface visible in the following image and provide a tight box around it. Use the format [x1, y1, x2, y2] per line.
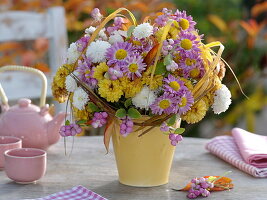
[0, 136, 266, 200]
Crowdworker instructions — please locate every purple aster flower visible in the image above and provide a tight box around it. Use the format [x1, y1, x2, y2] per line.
[132, 37, 153, 53]
[122, 54, 146, 80]
[155, 8, 174, 27]
[76, 55, 98, 88]
[76, 35, 90, 52]
[183, 64, 205, 79]
[176, 91, 194, 115]
[108, 65, 123, 80]
[91, 112, 108, 128]
[179, 52, 202, 69]
[163, 74, 187, 95]
[173, 10, 196, 31]
[107, 17, 124, 34]
[106, 42, 134, 66]
[150, 93, 178, 115]
[175, 31, 201, 56]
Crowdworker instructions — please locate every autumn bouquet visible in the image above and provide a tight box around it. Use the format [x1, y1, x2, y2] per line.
[52, 7, 232, 150]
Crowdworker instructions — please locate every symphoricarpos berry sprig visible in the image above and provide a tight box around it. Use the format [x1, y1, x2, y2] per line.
[59, 123, 82, 137]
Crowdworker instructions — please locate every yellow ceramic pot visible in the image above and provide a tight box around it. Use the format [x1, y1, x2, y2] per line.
[112, 117, 180, 187]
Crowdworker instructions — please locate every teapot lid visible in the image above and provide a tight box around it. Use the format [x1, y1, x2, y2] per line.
[8, 98, 40, 113]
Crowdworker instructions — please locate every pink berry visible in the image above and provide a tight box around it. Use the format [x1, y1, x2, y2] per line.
[169, 134, 176, 141]
[171, 140, 177, 146]
[175, 135, 183, 142]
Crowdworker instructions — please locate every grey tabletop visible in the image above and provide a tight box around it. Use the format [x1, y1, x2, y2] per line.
[0, 136, 266, 200]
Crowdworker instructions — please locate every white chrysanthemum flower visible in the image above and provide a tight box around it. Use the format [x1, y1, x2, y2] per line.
[99, 28, 108, 40]
[85, 26, 96, 35]
[108, 30, 127, 44]
[65, 71, 78, 92]
[66, 43, 80, 64]
[132, 86, 156, 110]
[86, 40, 111, 63]
[132, 23, 153, 39]
[72, 87, 89, 110]
[212, 84, 232, 114]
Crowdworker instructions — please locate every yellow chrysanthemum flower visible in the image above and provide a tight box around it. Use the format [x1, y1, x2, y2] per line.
[51, 82, 68, 103]
[98, 79, 123, 102]
[93, 62, 109, 81]
[51, 64, 73, 103]
[180, 78, 194, 91]
[182, 100, 207, 124]
[53, 64, 73, 88]
[202, 92, 214, 108]
[120, 77, 143, 98]
[141, 67, 163, 90]
[155, 25, 180, 41]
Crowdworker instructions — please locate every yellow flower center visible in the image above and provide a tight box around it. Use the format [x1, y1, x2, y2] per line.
[133, 40, 142, 46]
[179, 18, 190, 30]
[190, 68, 200, 78]
[129, 63, 138, 72]
[179, 97, 187, 107]
[115, 49, 127, 60]
[169, 81, 180, 91]
[174, 53, 182, 63]
[181, 39, 192, 50]
[85, 69, 91, 75]
[185, 58, 196, 66]
[159, 99, 170, 109]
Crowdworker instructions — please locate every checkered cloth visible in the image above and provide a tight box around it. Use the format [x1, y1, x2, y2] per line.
[27, 185, 107, 200]
[205, 135, 267, 178]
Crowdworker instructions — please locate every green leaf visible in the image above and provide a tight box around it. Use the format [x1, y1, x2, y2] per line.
[87, 102, 100, 112]
[163, 54, 172, 66]
[127, 108, 142, 119]
[155, 62, 167, 75]
[124, 98, 132, 108]
[76, 119, 88, 125]
[65, 120, 70, 126]
[127, 25, 135, 38]
[174, 128, 185, 134]
[115, 108, 127, 118]
[167, 115, 177, 126]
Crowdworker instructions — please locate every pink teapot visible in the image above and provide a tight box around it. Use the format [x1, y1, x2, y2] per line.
[0, 65, 65, 150]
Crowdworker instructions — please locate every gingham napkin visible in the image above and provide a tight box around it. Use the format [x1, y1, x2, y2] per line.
[26, 185, 107, 200]
[205, 135, 267, 178]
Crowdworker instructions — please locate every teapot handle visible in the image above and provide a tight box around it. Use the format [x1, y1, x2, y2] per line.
[0, 65, 47, 107]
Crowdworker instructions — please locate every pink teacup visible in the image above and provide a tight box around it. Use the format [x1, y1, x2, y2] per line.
[4, 148, 47, 184]
[0, 136, 22, 170]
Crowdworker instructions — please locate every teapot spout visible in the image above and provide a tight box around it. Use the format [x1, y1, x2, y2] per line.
[47, 112, 66, 145]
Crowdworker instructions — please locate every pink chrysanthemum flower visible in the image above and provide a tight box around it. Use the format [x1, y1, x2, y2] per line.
[77, 56, 97, 88]
[176, 31, 201, 56]
[163, 74, 187, 95]
[106, 42, 134, 66]
[122, 54, 146, 80]
[173, 10, 196, 31]
[176, 91, 194, 115]
[150, 93, 178, 115]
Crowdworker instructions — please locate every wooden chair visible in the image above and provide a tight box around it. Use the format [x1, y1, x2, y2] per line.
[0, 7, 67, 111]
